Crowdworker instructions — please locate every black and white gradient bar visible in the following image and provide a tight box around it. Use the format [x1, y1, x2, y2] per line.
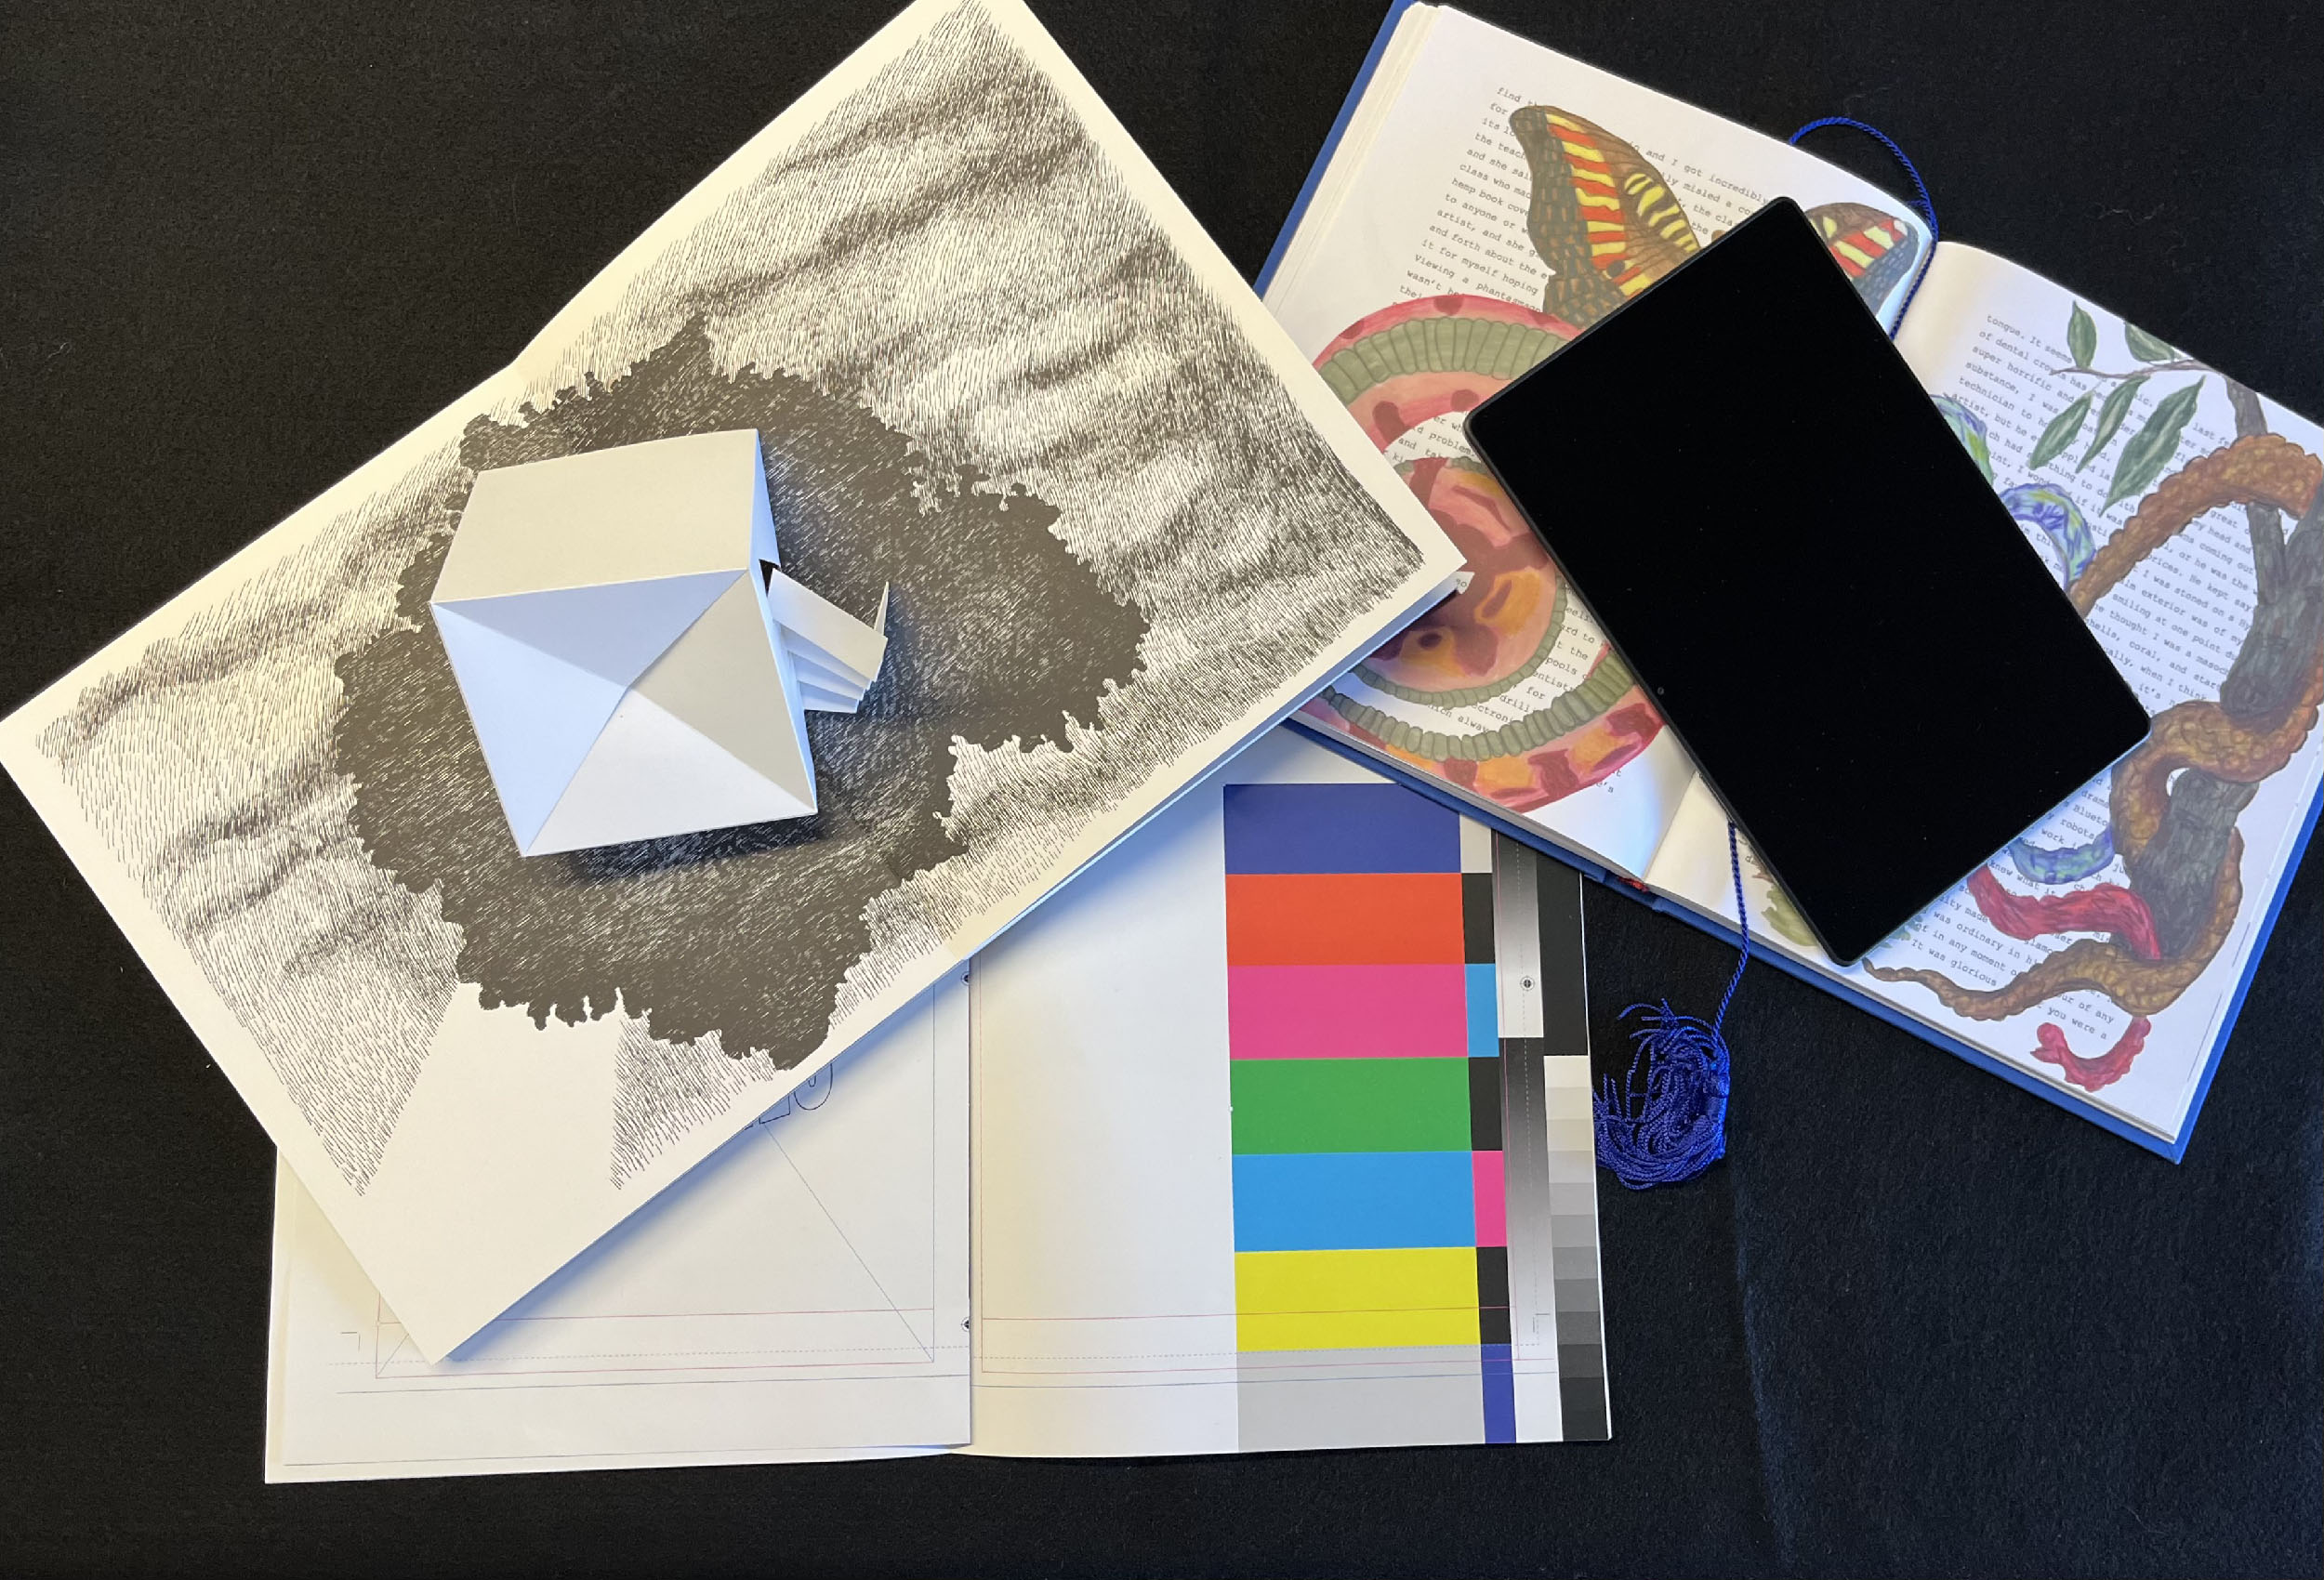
[1491, 836, 1611, 1442]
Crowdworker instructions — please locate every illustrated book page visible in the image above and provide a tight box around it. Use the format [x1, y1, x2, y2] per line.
[0, 0, 1460, 1361]
[967, 726, 1608, 1455]
[1644, 243, 2322, 1147]
[266, 974, 968, 1481]
[1261, 2, 1933, 879]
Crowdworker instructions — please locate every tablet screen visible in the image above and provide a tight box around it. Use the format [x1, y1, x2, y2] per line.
[1464, 199, 2148, 964]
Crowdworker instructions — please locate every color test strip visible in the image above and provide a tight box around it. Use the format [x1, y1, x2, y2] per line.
[1464, 821, 1512, 1441]
[1235, 1247, 1481, 1350]
[1221, 780, 1601, 1449]
[1225, 782, 1489, 1445]
[1222, 782, 1459, 874]
[1492, 836, 1610, 1442]
[1230, 1059, 1472, 1152]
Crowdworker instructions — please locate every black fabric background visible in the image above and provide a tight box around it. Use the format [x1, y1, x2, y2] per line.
[2, 2, 2317, 1574]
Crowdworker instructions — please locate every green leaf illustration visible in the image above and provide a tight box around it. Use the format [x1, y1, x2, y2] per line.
[2078, 375, 2148, 470]
[2028, 392, 2093, 470]
[2104, 382, 2202, 511]
[2123, 323, 2176, 362]
[2067, 303, 2097, 369]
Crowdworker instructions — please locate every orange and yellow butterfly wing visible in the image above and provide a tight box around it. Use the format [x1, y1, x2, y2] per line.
[1803, 201, 1922, 309]
[1511, 107, 1701, 330]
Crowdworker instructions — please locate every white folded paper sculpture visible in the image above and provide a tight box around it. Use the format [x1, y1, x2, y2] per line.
[429, 429, 887, 855]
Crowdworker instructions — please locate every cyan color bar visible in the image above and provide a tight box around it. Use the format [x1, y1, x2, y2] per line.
[1465, 963, 1498, 1058]
[1223, 783, 1459, 875]
[1231, 1150, 1476, 1251]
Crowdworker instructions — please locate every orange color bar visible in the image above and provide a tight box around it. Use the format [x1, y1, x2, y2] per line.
[1225, 872, 1465, 966]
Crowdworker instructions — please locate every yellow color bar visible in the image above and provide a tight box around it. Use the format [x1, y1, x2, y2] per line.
[1235, 1248, 1479, 1351]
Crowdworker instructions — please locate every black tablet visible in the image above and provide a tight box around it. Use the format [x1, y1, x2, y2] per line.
[1464, 198, 2149, 965]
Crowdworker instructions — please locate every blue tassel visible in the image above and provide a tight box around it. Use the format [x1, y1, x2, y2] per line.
[1594, 823, 1751, 1190]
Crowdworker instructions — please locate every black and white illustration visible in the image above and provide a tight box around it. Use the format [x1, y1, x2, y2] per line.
[1, 0, 1457, 1357]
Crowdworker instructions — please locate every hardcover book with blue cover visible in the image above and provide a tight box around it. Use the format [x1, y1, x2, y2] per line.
[1260, 1, 2323, 1160]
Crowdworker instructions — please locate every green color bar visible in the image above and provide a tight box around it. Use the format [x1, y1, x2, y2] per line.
[1231, 1058, 1473, 1154]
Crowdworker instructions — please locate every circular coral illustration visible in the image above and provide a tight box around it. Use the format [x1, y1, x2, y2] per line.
[1306, 295, 1664, 811]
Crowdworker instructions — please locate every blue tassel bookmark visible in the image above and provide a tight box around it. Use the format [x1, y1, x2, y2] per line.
[1594, 823, 1751, 1189]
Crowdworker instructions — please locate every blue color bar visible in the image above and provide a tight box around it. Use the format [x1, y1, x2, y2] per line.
[1481, 1342, 1516, 1442]
[1231, 1150, 1476, 1250]
[1223, 783, 1459, 875]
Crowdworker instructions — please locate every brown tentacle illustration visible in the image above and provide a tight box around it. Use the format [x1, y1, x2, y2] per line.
[1871, 432, 2321, 1025]
[2111, 662, 2324, 858]
[2068, 433, 2319, 616]
[1867, 832, 2243, 1019]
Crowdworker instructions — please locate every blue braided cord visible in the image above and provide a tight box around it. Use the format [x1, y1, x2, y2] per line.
[1710, 820, 1753, 1035]
[1593, 1002, 1731, 1189]
[1788, 116, 1939, 327]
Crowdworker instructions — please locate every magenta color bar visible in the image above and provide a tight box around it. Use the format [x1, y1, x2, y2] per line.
[1226, 963, 1468, 1060]
[1471, 1151, 1507, 1247]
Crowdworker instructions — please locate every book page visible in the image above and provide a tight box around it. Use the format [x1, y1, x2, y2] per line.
[1262, 5, 1933, 877]
[1649, 244, 2322, 1145]
[967, 727, 1606, 1455]
[265, 977, 969, 1481]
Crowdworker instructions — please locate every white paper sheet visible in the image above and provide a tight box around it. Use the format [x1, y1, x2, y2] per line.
[267, 728, 1611, 1469]
[264, 973, 968, 1481]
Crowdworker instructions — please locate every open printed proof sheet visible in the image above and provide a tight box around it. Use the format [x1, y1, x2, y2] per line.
[268, 731, 1609, 1474]
[268, 976, 970, 1480]
[967, 730, 1608, 1455]
[3, 0, 1459, 1362]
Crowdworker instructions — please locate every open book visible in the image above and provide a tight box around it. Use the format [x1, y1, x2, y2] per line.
[1260, 2, 2322, 1159]
[0, 0, 1459, 1365]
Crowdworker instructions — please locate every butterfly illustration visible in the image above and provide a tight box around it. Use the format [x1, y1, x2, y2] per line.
[1510, 106, 1921, 330]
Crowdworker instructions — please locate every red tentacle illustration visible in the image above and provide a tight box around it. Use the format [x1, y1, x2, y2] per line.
[2030, 1018, 2151, 1092]
[1965, 867, 2161, 961]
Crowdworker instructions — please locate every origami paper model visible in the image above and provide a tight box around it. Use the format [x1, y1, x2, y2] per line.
[429, 430, 888, 855]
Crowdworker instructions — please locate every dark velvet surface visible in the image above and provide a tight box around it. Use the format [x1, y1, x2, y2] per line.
[2, 2, 2317, 1574]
